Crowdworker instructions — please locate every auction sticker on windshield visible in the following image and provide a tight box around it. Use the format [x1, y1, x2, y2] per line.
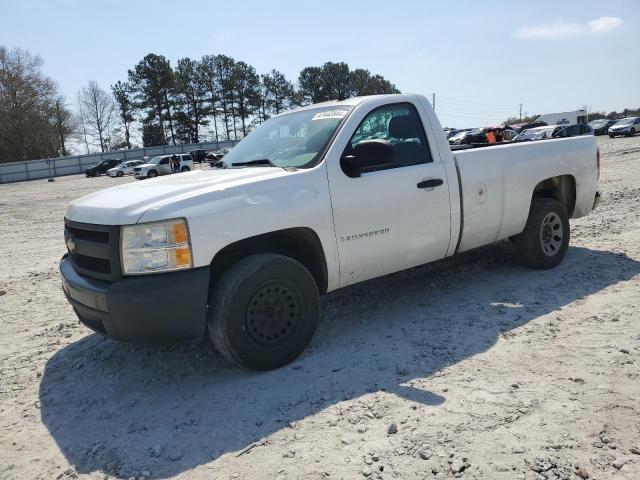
[312, 109, 349, 121]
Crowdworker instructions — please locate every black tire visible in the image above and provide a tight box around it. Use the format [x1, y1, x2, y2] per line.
[630, 128, 636, 136]
[147, 169, 158, 178]
[116, 171, 124, 177]
[512, 198, 570, 269]
[180, 166, 190, 172]
[208, 254, 320, 370]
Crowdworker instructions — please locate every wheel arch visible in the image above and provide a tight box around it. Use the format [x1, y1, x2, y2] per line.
[532, 174, 576, 217]
[208, 227, 329, 296]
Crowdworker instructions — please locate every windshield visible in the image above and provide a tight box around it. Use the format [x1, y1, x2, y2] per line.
[148, 156, 164, 164]
[223, 105, 353, 169]
[615, 118, 635, 125]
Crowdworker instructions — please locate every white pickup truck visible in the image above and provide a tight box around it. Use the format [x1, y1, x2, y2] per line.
[60, 94, 600, 370]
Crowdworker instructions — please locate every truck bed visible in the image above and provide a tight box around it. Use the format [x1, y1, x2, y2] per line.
[452, 136, 598, 253]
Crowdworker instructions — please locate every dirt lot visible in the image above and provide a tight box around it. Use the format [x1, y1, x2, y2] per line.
[1, 136, 639, 480]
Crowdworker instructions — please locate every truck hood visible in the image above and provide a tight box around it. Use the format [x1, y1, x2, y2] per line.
[66, 167, 288, 225]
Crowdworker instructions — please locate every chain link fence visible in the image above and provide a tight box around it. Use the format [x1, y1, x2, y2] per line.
[0, 140, 237, 184]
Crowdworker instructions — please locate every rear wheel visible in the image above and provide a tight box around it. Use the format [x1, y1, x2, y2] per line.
[512, 198, 570, 269]
[180, 166, 190, 172]
[208, 254, 320, 370]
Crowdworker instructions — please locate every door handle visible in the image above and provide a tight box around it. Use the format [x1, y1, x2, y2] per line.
[417, 178, 443, 189]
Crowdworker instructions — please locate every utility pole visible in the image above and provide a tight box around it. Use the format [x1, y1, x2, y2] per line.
[432, 93, 436, 112]
[519, 103, 523, 121]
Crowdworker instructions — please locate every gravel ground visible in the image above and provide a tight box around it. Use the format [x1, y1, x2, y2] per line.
[1, 136, 639, 480]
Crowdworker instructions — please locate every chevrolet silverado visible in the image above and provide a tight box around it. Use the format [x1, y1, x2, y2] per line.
[60, 94, 600, 370]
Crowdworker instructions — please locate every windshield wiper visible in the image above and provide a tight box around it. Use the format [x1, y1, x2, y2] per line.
[231, 159, 278, 168]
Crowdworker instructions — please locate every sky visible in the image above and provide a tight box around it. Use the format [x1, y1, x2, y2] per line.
[1, 0, 639, 129]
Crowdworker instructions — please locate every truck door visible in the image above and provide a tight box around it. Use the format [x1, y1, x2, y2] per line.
[327, 102, 452, 287]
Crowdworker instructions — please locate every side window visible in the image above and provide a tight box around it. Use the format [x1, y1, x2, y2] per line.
[347, 103, 432, 173]
[159, 158, 170, 165]
[564, 125, 577, 136]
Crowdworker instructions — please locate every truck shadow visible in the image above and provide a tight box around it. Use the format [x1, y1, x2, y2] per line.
[39, 244, 640, 478]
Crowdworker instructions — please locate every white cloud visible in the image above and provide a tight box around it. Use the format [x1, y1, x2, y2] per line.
[515, 16, 623, 39]
[588, 16, 624, 34]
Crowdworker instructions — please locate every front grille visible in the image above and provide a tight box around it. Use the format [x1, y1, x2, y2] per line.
[64, 219, 122, 281]
[72, 253, 111, 274]
[66, 225, 109, 243]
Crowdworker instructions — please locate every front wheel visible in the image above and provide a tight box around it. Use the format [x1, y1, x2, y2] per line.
[147, 170, 158, 178]
[630, 128, 636, 136]
[116, 171, 124, 177]
[208, 254, 320, 370]
[512, 198, 570, 269]
[609, 134, 615, 138]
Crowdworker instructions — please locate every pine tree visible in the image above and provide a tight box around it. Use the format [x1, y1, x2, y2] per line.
[111, 80, 135, 149]
[128, 53, 176, 145]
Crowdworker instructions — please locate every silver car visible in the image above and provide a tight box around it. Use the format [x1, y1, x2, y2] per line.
[608, 117, 640, 138]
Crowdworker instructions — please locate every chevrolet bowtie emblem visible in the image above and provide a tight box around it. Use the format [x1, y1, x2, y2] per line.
[66, 236, 76, 253]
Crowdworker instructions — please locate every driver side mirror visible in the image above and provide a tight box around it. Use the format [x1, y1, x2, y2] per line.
[340, 140, 395, 178]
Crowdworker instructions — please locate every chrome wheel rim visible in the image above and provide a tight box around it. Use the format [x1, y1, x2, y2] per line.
[540, 212, 563, 256]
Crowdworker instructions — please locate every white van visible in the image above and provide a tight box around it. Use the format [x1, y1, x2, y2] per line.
[535, 110, 588, 126]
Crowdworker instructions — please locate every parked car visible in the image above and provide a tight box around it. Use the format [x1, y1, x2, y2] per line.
[133, 154, 194, 179]
[206, 147, 233, 165]
[515, 126, 562, 142]
[60, 93, 599, 370]
[502, 128, 518, 141]
[85, 159, 121, 177]
[608, 117, 640, 138]
[448, 130, 474, 145]
[444, 128, 461, 139]
[588, 119, 616, 136]
[449, 128, 494, 145]
[553, 124, 593, 138]
[189, 149, 207, 163]
[107, 160, 144, 177]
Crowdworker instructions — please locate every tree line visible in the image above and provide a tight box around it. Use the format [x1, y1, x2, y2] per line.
[0, 45, 400, 162]
[0, 47, 75, 162]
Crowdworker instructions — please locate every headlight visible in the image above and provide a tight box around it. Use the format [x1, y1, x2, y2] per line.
[121, 219, 193, 275]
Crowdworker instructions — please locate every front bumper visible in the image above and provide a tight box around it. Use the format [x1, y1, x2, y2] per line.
[60, 255, 210, 343]
[609, 129, 629, 136]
